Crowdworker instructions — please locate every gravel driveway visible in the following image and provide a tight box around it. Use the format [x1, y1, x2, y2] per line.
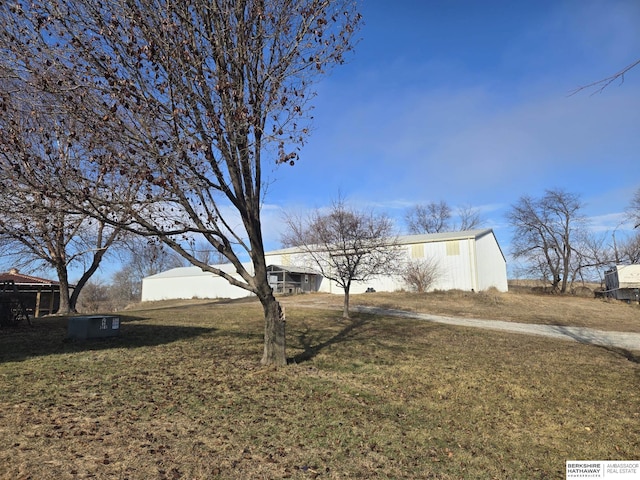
[351, 306, 640, 352]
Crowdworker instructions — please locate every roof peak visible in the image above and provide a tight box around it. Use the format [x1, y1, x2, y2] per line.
[0, 271, 59, 285]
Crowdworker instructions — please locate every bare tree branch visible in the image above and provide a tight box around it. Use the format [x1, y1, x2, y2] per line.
[569, 58, 640, 96]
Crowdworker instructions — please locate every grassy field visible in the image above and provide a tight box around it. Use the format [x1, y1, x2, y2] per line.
[0, 292, 639, 479]
[282, 289, 640, 333]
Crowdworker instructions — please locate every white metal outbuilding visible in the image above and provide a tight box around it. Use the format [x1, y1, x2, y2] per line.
[141, 263, 255, 301]
[140, 229, 508, 301]
[265, 229, 508, 294]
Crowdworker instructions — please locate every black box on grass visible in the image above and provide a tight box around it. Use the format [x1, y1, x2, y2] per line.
[67, 315, 120, 340]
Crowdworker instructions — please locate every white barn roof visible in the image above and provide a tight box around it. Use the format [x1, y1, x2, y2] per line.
[269, 229, 504, 259]
[397, 228, 493, 244]
[144, 262, 252, 280]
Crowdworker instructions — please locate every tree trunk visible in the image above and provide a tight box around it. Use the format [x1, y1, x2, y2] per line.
[55, 265, 74, 314]
[260, 294, 287, 366]
[342, 284, 350, 319]
[561, 253, 570, 293]
[68, 246, 109, 312]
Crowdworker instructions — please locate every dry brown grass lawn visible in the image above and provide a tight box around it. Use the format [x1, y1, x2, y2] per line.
[0, 292, 638, 479]
[282, 289, 640, 333]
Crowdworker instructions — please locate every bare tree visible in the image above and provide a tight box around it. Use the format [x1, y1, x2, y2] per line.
[185, 241, 230, 267]
[0, 79, 126, 314]
[617, 233, 640, 265]
[0, 192, 121, 314]
[405, 201, 482, 234]
[506, 189, 586, 293]
[76, 280, 112, 314]
[629, 188, 640, 229]
[113, 236, 186, 301]
[82, 240, 186, 311]
[401, 257, 440, 293]
[0, 0, 361, 365]
[107, 269, 141, 309]
[282, 199, 401, 318]
[405, 201, 451, 234]
[455, 204, 483, 231]
[570, 231, 615, 286]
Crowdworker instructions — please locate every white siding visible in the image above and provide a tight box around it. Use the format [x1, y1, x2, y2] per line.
[265, 230, 508, 294]
[475, 231, 508, 292]
[265, 236, 493, 294]
[349, 272, 399, 294]
[141, 264, 254, 301]
[615, 265, 640, 288]
[424, 238, 475, 291]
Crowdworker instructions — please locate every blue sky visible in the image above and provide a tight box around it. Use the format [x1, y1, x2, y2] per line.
[261, 0, 640, 268]
[11, 0, 637, 282]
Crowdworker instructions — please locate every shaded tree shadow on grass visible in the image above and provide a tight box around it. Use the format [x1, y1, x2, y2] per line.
[288, 313, 373, 364]
[606, 347, 640, 365]
[131, 297, 261, 313]
[0, 314, 217, 364]
[549, 323, 640, 365]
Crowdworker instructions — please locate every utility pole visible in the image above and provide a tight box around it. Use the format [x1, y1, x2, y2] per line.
[612, 231, 620, 265]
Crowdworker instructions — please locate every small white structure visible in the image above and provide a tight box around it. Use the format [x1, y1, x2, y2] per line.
[141, 229, 508, 301]
[604, 265, 640, 302]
